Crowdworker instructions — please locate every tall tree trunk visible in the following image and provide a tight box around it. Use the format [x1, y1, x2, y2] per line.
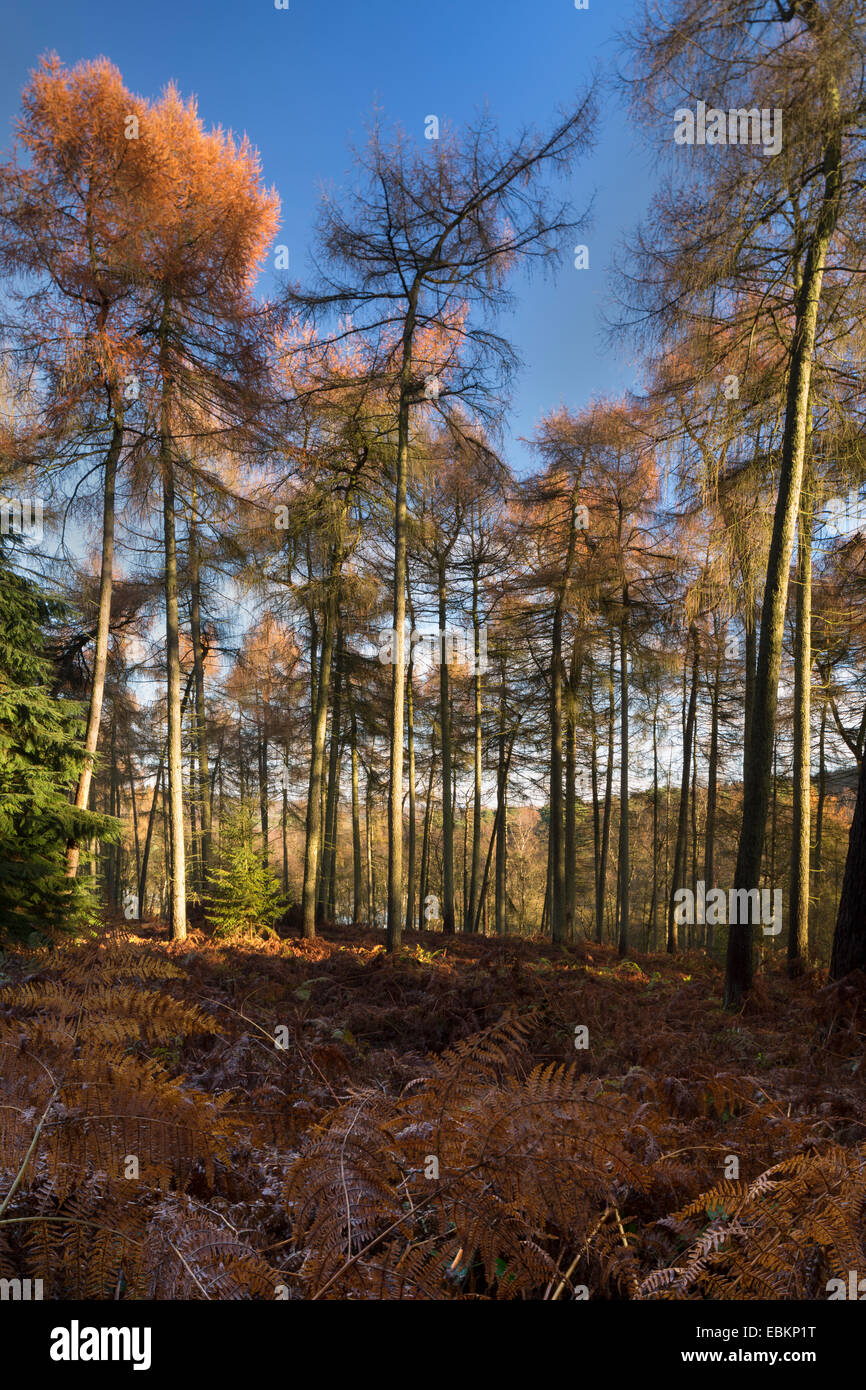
[161, 769, 171, 922]
[472, 730, 517, 935]
[351, 713, 363, 924]
[301, 591, 336, 938]
[770, 738, 778, 910]
[663, 759, 672, 935]
[66, 414, 123, 877]
[788, 454, 813, 977]
[217, 743, 224, 859]
[321, 632, 343, 923]
[549, 601, 566, 944]
[466, 573, 484, 932]
[704, 648, 720, 950]
[617, 593, 630, 956]
[366, 759, 376, 928]
[126, 737, 141, 913]
[461, 797, 469, 930]
[648, 702, 659, 950]
[237, 706, 245, 805]
[318, 731, 327, 905]
[386, 301, 417, 951]
[597, 638, 616, 944]
[495, 667, 508, 936]
[743, 601, 757, 783]
[565, 677, 577, 945]
[258, 709, 270, 868]
[189, 521, 211, 891]
[406, 644, 417, 935]
[160, 377, 187, 941]
[188, 718, 199, 897]
[817, 692, 828, 956]
[438, 558, 456, 935]
[139, 673, 193, 915]
[419, 732, 437, 932]
[541, 859, 550, 936]
[814, 694, 827, 875]
[691, 728, 699, 902]
[549, 496, 581, 944]
[308, 607, 318, 717]
[667, 627, 699, 954]
[281, 749, 289, 895]
[726, 103, 842, 1007]
[565, 640, 582, 943]
[830, 753, 866, 978]
[590, 667, 601, 938]
[106, 707, 120, 910]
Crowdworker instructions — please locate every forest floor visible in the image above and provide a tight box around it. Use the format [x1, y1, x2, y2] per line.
[1, 921, 865, 1299]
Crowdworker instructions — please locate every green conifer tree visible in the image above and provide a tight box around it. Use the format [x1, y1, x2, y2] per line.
[205, 806, 284, 939]
[0, 546, 116, 939]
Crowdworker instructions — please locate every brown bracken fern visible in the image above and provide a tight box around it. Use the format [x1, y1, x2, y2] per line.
[0, 931, 283, 1298]
[4, 925, 865, 1299]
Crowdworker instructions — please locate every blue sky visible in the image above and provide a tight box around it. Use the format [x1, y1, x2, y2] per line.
[1, 0, 654, 475]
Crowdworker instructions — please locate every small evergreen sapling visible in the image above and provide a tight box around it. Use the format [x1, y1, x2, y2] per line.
[205, 807, 285, 939]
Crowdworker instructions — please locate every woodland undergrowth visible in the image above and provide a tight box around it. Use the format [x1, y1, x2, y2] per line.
[0, 922, 864, 1299]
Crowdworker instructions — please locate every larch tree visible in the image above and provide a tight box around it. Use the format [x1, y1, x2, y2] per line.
[0, 56, 154, 878]
[126, 85, 278, 938]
